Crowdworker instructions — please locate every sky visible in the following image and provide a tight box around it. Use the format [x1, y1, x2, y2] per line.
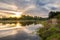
[0, 0, 60, 18]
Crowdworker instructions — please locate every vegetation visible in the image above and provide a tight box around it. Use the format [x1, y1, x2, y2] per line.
[37, 11, 60, 40]
[0, 15, 48, 21]
[49, 11, 60, 19]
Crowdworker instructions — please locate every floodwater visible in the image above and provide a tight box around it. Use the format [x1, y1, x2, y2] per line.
[0, 21, 43, 40]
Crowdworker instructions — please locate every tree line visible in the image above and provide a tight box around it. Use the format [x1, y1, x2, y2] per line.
[48, 11, 60, 19]
[0, 15, 47, 21]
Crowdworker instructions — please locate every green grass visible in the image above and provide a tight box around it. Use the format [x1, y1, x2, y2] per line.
[37, 20, 60, 40]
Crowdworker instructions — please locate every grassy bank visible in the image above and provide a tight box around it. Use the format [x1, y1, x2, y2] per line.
[37, 21, 60, 40]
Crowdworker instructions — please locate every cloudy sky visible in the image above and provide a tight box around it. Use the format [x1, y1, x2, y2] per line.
[0, 0, 60, 17]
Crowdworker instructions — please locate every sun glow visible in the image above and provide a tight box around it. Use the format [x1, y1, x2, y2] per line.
[8, 11, 22, 18]
[14, 12, 22, 18]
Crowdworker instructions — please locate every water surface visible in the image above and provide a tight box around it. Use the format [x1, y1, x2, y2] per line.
[0, 21, 43, 40]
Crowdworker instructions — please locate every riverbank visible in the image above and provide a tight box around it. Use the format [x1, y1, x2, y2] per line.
[37, 20, 60, 40]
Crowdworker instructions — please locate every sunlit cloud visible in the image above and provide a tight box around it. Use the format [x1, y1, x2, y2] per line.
[25, 0, 31, 2]
[0, 2, 18, 11]
[23, 5, 36, 13]
[0, 10, 22, 18]
[0, 0, 60, 17]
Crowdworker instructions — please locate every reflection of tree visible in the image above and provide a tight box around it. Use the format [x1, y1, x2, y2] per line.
[19, 21, 34, 26]
[0, 21, 40, 26]
[1, 22, 17, 25]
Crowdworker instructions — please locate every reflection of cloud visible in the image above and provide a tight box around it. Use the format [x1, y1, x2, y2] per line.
[0, 29, 17, 38]
[0, 22, 43, 38]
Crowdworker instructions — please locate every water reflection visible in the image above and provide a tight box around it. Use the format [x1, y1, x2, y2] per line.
[0, 21, 43, 40]
[0, 21, 40, 26]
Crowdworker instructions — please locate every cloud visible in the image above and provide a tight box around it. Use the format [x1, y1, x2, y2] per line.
[43, 2, 60, 11]
[0, 0, 60, 17]
[0, 2, 18, 11]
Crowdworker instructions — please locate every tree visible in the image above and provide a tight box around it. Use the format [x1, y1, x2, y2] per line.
[49, 11, 60, 19]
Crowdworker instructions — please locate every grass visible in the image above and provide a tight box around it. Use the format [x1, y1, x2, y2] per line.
[37, 20, 60, 40]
